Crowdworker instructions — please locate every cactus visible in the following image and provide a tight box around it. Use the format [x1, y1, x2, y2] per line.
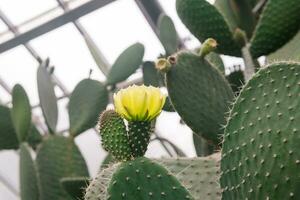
[20, 143, 39, 200]
[0, 105, 19, 150]
[106, 43, 145, 85]
[162, 50, 234, 145]
[98, 110, 132, 161]
[11, 84, 31, 142]
[37, 59, 58, 133]
[3, 1, 300, 200]
[69, 79, 108, 136]
[176, 0, 241, 56]
[107, 157, 194, 200]
[61, 177, 90, 200]
[221, 62, 300, 199]
[250, 0, 300, 58]
[156, 154, 221, 200]
[85, 157, 194, 200]
[36, 136, 89, 200]
[85, 155, 221, 200]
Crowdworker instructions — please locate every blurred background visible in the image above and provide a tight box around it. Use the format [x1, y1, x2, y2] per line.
[0, 0, 244, 199]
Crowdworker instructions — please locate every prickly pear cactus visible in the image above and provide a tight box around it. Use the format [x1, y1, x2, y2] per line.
[176, 0, 241, 56]
[156, 154, 221, 200]
[85, 155, 221, 200]
[98, 110, 132, 161]
[163, 51, 234, 145]
[107, 157, 194, 200]
[221, 62, 300, 199]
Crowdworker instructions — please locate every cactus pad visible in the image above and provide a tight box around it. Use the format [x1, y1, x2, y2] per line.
[98, 110, 132, 161]
[221, 62, 300, 199]
[156, 154, 221, 200]
[0, 105, 19, 150]
[36, 136, 89, 200]
[166, 52, 234, 145]
[69, 79, 108, 136]
[127, 121, 153, 158]
[11, 84, 31, 142]
[176, 0, 241, 56]
[20, 143, 39, 200]
[107, 157, 194, 200]
[250, 0, 300, 58]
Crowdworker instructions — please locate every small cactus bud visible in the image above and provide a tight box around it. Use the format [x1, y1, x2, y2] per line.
[199, 38, 217, 58]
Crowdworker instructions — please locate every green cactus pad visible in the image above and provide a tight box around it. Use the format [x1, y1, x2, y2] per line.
[69, 79, 108, 136]
[158, 14, 178, 55]
[0, 105, 19, 150]
[106, 43, 144, 85]
[36, 136, 89, 200]
[61, 177, 90, 200]
[250, 0, 300, 58]
[156, 154, 221, 200]
[176, 0, 241, 56]
[20, 143, 39, 200]
[142, 61, 161, 87]
[37, 60, 58, 133]
[267, 31, 300, 62]
[107, 157, 194, 200]
[85, 155, 220, 200]
[166, 51, 234, 145]
[98, 110, 132, 161]
[221, 62, 300, 199]
[128, 121, 153, 157]
[11, 84, 31, 142]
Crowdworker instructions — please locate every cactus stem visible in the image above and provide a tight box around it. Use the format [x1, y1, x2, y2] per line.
[242, 44, 256, 81]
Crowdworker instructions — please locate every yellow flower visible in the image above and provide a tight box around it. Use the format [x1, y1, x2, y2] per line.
[114, 85, 166, 121]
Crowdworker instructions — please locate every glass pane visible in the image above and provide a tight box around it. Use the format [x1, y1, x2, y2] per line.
[0, 0, 57, 25]
[79, 0, 164, 62]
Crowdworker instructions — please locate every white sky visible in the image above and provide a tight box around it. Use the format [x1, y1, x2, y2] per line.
[0, 0, 243, 199]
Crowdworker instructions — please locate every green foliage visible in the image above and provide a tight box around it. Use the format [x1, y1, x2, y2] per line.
[106, 43, 144, 85]
[107, 157, 194, 200]
[37, 60, 58, 133]
[250, 0, 300, 58]
[221, 62, 300, 199]
[36, 136, 89, 200]
[176, 0, 241, 56]
[158, 14, 178, 55]
[69, 79, 108, 136]
[61, 177, 90, 200]
[165, 51, 234, 145]
[11, 84, 31, 142]
[0, 105, 19, 150]
[98, 110, 132, 161]
[20, 143, 39, 200]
